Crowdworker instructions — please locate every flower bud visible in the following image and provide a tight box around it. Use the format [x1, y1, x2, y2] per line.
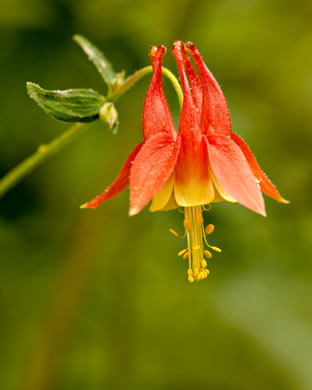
[100, 102, 119, 134]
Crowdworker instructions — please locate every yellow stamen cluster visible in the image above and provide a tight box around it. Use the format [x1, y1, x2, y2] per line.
[172, 205, 221, 282]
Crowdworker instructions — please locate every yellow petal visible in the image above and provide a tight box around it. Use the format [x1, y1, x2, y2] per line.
[174, 174, 214, 207]
[209, 168, 237, 203]
[160, 193, 178, 211]
[149, 173, 175, 212]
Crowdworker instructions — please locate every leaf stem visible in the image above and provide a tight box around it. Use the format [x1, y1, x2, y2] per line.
[0, 66, 182, 198]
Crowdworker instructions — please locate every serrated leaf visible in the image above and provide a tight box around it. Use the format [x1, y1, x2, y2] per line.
[73, 34, 123, 88]
[27, 82, 105, 122]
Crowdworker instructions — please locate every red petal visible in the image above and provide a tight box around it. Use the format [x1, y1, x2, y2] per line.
[231, 133, 288, 203]
[180, 44, 203, 118]
[185, 41, 232, 136]
[142, 45, 176, 141]
[81, 142, 143, 209]
[129, 132, 180, 215]
[172, 41, 202, 128]
[206, 134, 266, 215]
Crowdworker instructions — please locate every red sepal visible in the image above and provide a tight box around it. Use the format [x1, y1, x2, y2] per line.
[231, 133, 287, 203]
[129, 132, 181, 215]
[82, 142, 143, 209]
[206, 134, 266, 215]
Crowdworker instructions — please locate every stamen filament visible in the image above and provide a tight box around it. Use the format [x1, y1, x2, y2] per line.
[184, 206, 212, 282]
[169, 228, 186, 238]
[170, 205, 221, 283]
[202, 224, 221, 252]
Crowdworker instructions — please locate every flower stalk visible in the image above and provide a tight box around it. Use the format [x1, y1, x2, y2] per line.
[0, 123, 85, 198]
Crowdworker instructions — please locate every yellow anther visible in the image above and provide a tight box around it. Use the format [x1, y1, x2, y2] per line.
[201, 259, 207, 268]
[183, 219, 191, 230]
[205, 224, 215, 234]
[196, 213, 203, 224]
[196, 273, 202, 281]
[187, 269, 193, 276]
[211, 246, 222, 253]
[178, 249, 187, 257]
[188, 275, 195, 283]
[183, 252, 189, 259]
[205, 269, 210, 276]
[169, 228, 180, 237]
[204, 250, 212, 259]
[192, 245, 200, 250]
[194, 268, 199, 277]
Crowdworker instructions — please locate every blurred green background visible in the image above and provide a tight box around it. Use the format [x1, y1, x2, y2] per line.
[0, 0, 311, 389]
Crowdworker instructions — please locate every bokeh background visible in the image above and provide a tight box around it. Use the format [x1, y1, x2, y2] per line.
[1, 0, 311, 389]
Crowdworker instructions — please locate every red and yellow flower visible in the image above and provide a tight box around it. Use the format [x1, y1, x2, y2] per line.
[82, 41, 288, 282]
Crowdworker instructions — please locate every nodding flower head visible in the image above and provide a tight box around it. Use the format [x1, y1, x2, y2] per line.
[82, 41, 288, 282]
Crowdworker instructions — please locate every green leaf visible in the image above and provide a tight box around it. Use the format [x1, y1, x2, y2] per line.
[26, 82, 105, 122]
[73, 34, 124, 89]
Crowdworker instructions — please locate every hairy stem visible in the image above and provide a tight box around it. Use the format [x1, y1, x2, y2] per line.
[0, 66, 182, 199]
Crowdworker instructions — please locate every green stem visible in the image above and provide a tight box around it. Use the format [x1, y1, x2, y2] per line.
[109, 66, 184, 106]
[0, 66, 182, 199]
[0, 123, 87, 198]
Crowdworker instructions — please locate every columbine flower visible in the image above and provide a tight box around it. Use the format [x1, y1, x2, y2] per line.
[82, 41, 288, 283]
